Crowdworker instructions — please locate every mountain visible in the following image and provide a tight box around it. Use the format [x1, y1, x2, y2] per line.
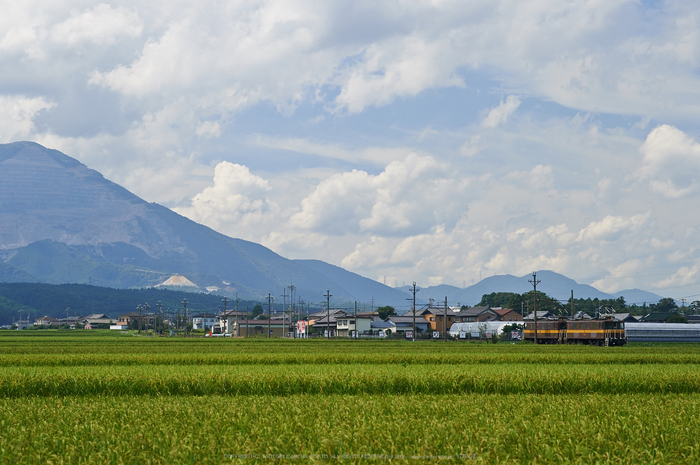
[610, 289, 665, 306]
[0, 141, 410, 307]
[398, 270, 665, 307]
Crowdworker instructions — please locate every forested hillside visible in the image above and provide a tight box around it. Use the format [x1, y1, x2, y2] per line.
[0, 283, 264, 324]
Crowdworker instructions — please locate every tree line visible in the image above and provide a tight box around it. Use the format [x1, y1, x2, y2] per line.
[472, 292, 689, 316]
[0, 283, 260, 325]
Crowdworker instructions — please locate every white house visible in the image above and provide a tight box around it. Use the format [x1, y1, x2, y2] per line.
[334, 310, 373, 337]
[192, 314, 220, 331]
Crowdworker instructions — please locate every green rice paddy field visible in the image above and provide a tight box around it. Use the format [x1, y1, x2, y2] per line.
[0, 332, 699, 464]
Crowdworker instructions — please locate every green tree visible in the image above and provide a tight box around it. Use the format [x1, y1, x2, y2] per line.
[477, 292, 521, 308]
[377, 306, 396, 320]
[521, 290, 564, 315]
[667, 314, 687, 323]
[250, 304, 264, 318]
[652, 297, 677, 313]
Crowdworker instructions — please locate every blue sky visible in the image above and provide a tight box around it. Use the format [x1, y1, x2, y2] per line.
[2, 0, 700, 301]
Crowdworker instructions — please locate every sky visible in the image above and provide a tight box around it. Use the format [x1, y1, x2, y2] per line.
[2, 0, 700, 301]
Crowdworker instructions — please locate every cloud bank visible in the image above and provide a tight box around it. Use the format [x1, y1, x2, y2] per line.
[2, 0, 700, 300]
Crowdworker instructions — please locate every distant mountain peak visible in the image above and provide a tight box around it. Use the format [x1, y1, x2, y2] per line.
[0, 142, 409, 306]
[396, 269, 663, 307]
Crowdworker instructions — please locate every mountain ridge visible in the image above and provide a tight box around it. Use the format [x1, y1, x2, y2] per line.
[0, 141, 411, 306]
[0, 141, 666, 309]
[398, 270, 664, 307]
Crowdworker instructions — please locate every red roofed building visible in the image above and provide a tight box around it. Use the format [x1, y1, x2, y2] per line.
[493, 308, 522, 322]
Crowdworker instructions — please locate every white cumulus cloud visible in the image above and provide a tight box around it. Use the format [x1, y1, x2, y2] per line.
[176, 161, 273, 235]
[289, 153, 463, 236]
[637, 124, 700, 198]
[50, 4, 142, 46]
[482, 96, 521, 128]
[0, 95, 55, 142]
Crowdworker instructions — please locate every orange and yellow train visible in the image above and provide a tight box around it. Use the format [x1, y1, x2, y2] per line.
[523, 318, 627, 346]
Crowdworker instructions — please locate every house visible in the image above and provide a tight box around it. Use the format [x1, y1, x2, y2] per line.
[523, 311, 555, 320]
[454, 307, 499, 322]
[118, 311, 157, 329]
[493, 308, 522, 322]
[217, 310, 247, 334]
[117, 312, 140, 326]
[642, 312, 683, 323]
[419, 307, 456, 337]
[611, 313, 639, 323]
[310, 310, 344, 337]
[35, 316, 79, 329]
[14, 320, 32, 330]
[333, 310, 373, 337]
[191, 313, 220, 331]
[82, 316, 116, 329]
[230, 318, 287, 337]
[370, 320, 396, 336]
[35, 316, 59, 326]
[384, 315, 430, 335]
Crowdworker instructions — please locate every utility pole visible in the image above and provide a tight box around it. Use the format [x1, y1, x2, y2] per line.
[324, 289, 332, 338]
[267, 293, 272, 338]
[221, 296, 229, 334]
[529, 272, 541, 344]
[137, 304, 142, 333]
[182, 299, 188, 336]
[282, 288, 287, 338]
[354, 301, 357, 339]
[444, 296, 448, 342]
[407, 282, 419, 342]
[235, 293, 239, 336]
[571, 290, 574, 320]
[157, 301, 162, 335]
[144, 303, 150, 332]
[288, 285, 296, 338]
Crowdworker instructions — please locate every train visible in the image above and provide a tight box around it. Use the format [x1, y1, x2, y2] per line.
[523, 317, 626, 346]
